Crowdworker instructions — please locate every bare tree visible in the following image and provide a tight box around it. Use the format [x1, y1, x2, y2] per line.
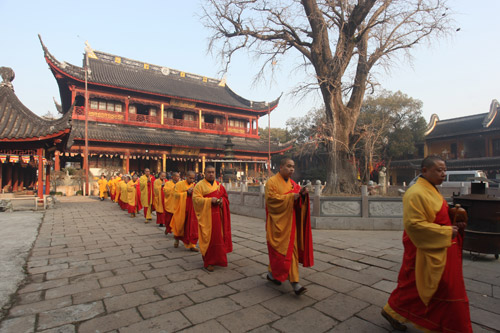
[202, 0, 453, 193]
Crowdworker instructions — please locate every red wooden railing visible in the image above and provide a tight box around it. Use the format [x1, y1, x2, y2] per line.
[129, 113, 160, 124]
[73, 106, 258, 136]
[202, 123, 225, 131]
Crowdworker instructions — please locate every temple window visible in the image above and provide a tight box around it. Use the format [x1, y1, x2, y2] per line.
[90, 98, 123, 112]
[75, 95, 85, 107]
[183, 113, 196, 121]
[149, 107, 157, 117]
[131, 103, 150, 116]
[166, 110, 174, 118]
[229, 119, 246, 128]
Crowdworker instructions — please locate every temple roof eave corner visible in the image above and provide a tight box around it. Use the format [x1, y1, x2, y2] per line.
[224, 84, 281, 112]
[424, 113, 440, 136]
[483, 99, 500, 128]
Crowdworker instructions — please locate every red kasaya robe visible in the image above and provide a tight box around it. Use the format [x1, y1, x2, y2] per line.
[193, 179, 232, 268]
[153, 179, 167, 226]
[172, 180, 198, 249]
[385, 177, 472, 332]
[265, 173, 314, 282]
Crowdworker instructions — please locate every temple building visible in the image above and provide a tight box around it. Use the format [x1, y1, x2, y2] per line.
[389, 99, 500, 184]
[0, 67, 72, 198]
[39, 36, 291, 178]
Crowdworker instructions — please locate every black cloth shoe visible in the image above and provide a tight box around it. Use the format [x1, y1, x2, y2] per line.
[266, 273, 281, 286]
[381, 309, 407, 331]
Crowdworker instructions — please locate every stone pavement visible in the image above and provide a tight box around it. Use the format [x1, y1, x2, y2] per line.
[0, 211, 43, 313]
[0, 196, 499, 333]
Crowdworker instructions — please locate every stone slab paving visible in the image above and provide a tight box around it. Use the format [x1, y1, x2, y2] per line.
[0, 196, 499, 332]
[0, 211, 44, 313]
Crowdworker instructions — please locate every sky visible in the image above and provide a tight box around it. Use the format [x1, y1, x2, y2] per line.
[0, 0, 499, 129]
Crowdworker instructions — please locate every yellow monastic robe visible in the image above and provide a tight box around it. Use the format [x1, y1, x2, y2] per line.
[119, 180, 128, 204]
[403, 177, 452, 305]
[171, 180, 195, 239]
[140, 175, 154, 219]
[265, 173, 296, 255]
[193, 179, 219, 256]
[114, 177, 122, 203]
[163, 180, 177, 214]
[127, 180, 137, 208]
[153, 179, 165, 214]
[97, 178, 108, 198]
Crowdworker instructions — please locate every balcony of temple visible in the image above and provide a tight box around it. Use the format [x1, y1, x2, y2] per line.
[72, 94, 259, 137]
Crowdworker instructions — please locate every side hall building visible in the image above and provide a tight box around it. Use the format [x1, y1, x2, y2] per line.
[39, 36, 291, 177]
[390, 99, 500, 184]
[0, 66, 72, 198]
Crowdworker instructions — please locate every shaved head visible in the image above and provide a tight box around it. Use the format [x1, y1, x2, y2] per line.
[280, 158, 293, 167]
[421, 156, 444, 170]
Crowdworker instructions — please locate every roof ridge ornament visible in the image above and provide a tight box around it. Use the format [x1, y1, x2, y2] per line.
[424, 113, 439, 136]
[483, 99, 500, 128]
[0, 67, 15, 91]
[161, 67, 170, 76]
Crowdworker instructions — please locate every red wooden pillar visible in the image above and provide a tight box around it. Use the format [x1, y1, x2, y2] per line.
[37, 148, 43, 199]
[55, 151, 60, 171]
[0, 162, 3, 191]
[18, 167, 24, 191]
[225, 115, 229, 132]
[126, 154, 130, 173]
[5, 164, 12, 191]
[125, 99, 129, 122]
[45, 156, 51, 195]
[12, 164, 18, 192]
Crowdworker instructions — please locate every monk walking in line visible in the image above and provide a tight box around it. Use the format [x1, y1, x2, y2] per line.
[171, 171, 198, 251]
[127, 174, 141, 218]
[265, 158, 314, 296]
[193, 165, 232, 272]
[163, 172, 180, 233]
[114, 173, 122, 204]
[97, 174, 108, 201]
[139, 168, 155, 223]
[153, 172, 167, 227]
[382, 156, 472, 332]
[108, 175, 116, 201]
[118, 175, 128, 211]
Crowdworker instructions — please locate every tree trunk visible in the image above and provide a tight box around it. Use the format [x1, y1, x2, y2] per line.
[321, 88, 360, 195]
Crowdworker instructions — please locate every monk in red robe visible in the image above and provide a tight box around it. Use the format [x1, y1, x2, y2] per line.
[382, 156, 472, 332]
[171, 171, 198, 251]
[265, 158, 313, 295]
[193, 165, 232, 272]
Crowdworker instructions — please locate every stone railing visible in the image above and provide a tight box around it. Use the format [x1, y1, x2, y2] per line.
[226, 183, 405, 230]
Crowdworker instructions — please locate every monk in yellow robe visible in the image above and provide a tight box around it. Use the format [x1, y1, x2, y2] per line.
[153, 172, 167, 227]
[265, 158, 313, 296]
[127, 174, 142, 217]
[108, 176, 115, 201]
[382, 156, 471, 332]
[193, 165, 232, 272]
[171, 171, 198, 251]
[139, 168, 155, 223]
[114, 174, 122, 204]
[97, 174, 108, 201]
[119, 176, 129, 211]
[163, 172, 180, 234]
